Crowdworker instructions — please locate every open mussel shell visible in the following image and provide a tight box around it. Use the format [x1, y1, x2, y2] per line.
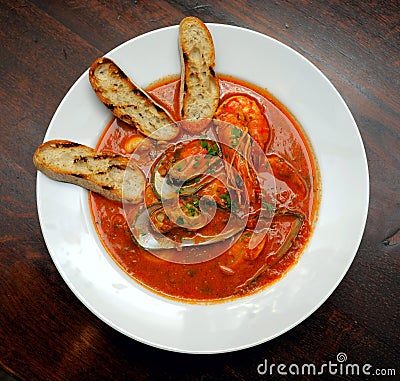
[149, 196, 212, 232]
[151, 168, 217, 200]
[130, 198, 245, 250]
[150, 139, 224, 200]
[131, 203, 177, 250]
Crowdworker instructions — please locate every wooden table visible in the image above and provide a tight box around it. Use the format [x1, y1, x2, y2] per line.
[1, 1, 398, 379]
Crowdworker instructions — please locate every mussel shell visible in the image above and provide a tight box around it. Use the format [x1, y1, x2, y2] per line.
[151, 168, 217, 200]
[149, 196, 211, 232]
[150, 139, 224, 200]
[131, 203, 177, 250]
[130, 199, 245, 250]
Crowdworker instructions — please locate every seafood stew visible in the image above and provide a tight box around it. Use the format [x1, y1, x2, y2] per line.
[89, 75, 320, 302]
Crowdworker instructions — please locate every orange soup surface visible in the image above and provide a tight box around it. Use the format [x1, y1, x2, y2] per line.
[89, 76, 320, 302]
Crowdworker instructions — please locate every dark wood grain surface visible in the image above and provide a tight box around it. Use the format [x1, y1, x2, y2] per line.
[1, 0, 399, 380]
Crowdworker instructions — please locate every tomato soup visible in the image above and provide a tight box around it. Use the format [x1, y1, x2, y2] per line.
[89, 75, 320, 302]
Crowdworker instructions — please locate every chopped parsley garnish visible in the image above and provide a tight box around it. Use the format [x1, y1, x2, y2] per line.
[219, 193, 237, 212]
[175, 162, 184, 171]
[262, 201, 275, 215]
[183, 201, 199, 217]
[182, 176, 202, 187]
[230, 126, 243, 147]
[219, 193, 230, 202]
[200, 139, 220, 156]
[176, 216, 184, 225]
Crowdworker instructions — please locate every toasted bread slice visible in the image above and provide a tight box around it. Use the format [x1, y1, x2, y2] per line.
[34, 140, 145, 203]
[179, 17, 220, 122]
[89, 57, 179, 141]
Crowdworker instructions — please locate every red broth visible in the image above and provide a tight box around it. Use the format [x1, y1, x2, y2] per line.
[89, 76, 320, 302]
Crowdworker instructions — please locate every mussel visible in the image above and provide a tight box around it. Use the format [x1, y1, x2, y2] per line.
[130, 196, 245, 250]
[150, 139, 225, 200]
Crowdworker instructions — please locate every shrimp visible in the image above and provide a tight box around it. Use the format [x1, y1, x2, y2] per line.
[214, 95, 270, 228]
[214, 95, 270, 151]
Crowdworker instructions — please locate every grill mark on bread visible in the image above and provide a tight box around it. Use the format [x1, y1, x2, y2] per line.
[54, 142, 80, 148]
[73, 156, 88, 163]
[179, 16, 220, 125]
[117, 70, 127, 80]
[132, 88, 142, 96]
[209, 66, 216, 77]
[109, 164, 126, 171]
[33, 139, 145, 203]
[93, 154, 117, 160]
[153, 103, 166, 113]
[89, 57, 179, 140]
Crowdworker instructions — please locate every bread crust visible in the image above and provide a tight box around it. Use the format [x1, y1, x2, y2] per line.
[179, 17, 220, 124]
[89, 57, 179, 141]
[34, 140, 145, 203]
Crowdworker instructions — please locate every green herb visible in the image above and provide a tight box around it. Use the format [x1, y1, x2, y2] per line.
[200, 139, 220, 156]
[183, 201, 199, 216]
[219, 193, 231, 208]
[231, 126, 243, 138]
[204, 157, 218, 174]
[231, 200, 238, 212]
[187, 206, 197, 216]
[207, 143, 220, 156]
[182, 176, 201, 187]
[235, 174, 243, 186]
[206, 165, 216, 174]
[230, 126, 243, 147]
[219, 193, 238, 212]
[219, 193, 230, 201]
[176, 216, 184, 225]
[175, 162, 184, 171]
[262, 201, 274, 215]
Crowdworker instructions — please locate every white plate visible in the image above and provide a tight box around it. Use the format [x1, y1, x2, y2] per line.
[36, 23, 369, 353]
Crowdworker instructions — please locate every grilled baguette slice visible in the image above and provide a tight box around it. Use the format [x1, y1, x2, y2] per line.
[89, 57, 179, 141]
[179, 17, 220, 122]
[33, 140, 145, 203]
